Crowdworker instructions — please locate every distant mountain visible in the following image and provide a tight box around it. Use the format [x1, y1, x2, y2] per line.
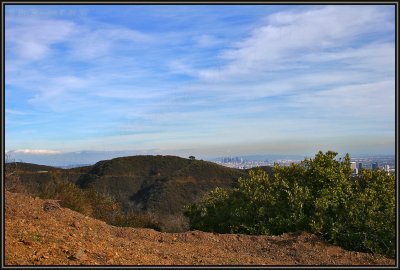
[5, 150, 142, 167]
[58, 164, 93, 169]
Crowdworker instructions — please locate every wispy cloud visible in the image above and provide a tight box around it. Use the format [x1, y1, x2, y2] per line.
[193, 34, 224, 48]
[6, 16, 76, 61]
[5, 5, 395, 158]
[67, 25, 154, 60]
[195, 5, 393, 81]
[288, 80, 395, 119]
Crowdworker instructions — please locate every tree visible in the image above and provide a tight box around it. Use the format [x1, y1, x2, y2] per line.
[189, 156, 196, 160]
[184, 150, 395, 258]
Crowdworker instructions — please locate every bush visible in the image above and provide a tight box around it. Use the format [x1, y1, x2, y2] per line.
[111, 210, 161, 231]
[40, 171, 91, 215]
[84, 186, 120, 222]
[341, 169, 395, 257]
[184, 150, 395, 258]
[38, 174, 161, 231]
[157, 214, 190, 233]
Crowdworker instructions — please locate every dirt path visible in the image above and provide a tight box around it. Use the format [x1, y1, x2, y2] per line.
[4, 191, 395, 266]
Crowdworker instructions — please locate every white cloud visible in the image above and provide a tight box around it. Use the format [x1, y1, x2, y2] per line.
[6, 15, 154, 62]
[301, 42, 395, 72]
[67, 25, 154, 60]
[11, 149, 62, 155]
[6, 16, 76, 61]
[167, 60, 199, 77]
[5, 109, 27, 115]
[5, 6, 394, 155]
[26, 75, 92, 112]
[193, 34, 223, 47]
[289, 80, 395, 119]
[197, 5, 393, 81]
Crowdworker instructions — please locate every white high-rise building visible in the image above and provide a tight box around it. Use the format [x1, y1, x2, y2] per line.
[350, 162, 358, 175]
[350, 162, 357, 170]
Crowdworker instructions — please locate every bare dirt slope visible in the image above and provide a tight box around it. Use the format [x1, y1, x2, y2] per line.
[5, 191, 395, 266]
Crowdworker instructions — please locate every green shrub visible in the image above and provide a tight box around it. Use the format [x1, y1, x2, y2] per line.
[38, 175, 161, 231]
[40, 171, 91, 214]
[184, 150, 395, 258]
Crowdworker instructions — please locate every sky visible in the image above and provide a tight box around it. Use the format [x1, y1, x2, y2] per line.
[4, 4, 396, 163]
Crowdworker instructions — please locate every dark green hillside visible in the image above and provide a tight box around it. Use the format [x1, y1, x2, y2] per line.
[7, 156, 273, 232]
[76, 155, 248, 217]
[5, 162, 93, 194]
[7, 162, 59, 172]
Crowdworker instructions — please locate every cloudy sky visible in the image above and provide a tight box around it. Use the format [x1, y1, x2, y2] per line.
[5, 4, 395, 160]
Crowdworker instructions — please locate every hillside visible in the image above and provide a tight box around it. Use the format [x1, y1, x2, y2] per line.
[6, 162, 92, 195]
[6, 162, 59, 172]
[5, 191, 394, 266]
[7, 156, 273, 231]
[75, 155, 249, 216]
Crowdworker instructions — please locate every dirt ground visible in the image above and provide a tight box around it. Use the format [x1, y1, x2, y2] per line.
[4, 191, 395, 266]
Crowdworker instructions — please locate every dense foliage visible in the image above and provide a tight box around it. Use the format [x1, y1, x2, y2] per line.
[38, 171, 161, 230]
[184, 151, 395, 258]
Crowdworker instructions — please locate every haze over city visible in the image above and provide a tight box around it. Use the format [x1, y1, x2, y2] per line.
[5, 5, 395, 165]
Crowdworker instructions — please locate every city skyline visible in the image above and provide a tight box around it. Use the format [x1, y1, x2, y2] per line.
[5, 5, 396, 160]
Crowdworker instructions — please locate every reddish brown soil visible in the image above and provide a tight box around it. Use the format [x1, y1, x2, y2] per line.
[4, 191, 395, 266]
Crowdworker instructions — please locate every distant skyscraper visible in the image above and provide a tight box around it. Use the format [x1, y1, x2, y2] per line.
[358, 162, 363, 170]
[350, 162, 357, 170]
[350, 162, 358, 175]
[384, 165, 390, 171]
[372, 162, 378, 170]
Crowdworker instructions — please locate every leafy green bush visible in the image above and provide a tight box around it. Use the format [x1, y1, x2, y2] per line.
[184, 150, 395, 258]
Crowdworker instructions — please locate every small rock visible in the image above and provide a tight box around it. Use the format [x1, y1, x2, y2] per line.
[60, 245, 69, 252]
[43, 201, 61, 212]
[71, 221, 80, 229]
[105, 251, 113, 258]
[69, 248, 87, 261]
[21, 239, 32, 246]
[35, 249, 46, 258]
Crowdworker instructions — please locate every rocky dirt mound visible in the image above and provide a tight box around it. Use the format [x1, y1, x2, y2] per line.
[5, 191, 395, 266]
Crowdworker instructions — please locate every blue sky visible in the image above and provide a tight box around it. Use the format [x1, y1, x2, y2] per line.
[5, 4, 396, 160]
